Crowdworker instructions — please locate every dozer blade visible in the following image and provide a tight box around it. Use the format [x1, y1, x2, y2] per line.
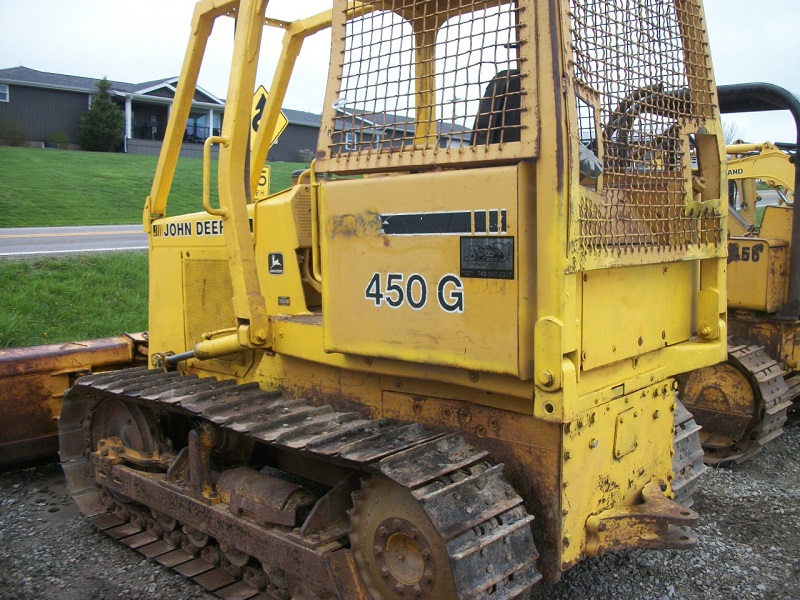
[0, 333, 147, 469]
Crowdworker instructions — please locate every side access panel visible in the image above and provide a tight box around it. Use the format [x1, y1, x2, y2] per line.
[320, 166, 529, 376]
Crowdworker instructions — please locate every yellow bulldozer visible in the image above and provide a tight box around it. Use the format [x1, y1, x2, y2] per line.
[680, 82, 799, 465]
[4, 0, 731, 597]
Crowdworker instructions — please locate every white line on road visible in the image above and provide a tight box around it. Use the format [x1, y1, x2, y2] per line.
[0, 247, 147, 257]
[0, 230, 141, 239]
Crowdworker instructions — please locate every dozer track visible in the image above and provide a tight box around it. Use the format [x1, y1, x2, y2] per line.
[682, 341, 793, 466]
[59, 367, 542, 600]
[670, 400, 707, 507]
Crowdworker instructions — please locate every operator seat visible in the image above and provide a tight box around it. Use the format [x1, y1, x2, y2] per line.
[471, 69, 522, 145]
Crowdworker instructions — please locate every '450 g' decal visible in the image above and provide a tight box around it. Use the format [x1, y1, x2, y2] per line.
[364, 273, 464, 313]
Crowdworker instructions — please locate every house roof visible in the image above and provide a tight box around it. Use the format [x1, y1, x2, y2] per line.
[0, 66, 224, 105]
[283, 108, 322, 128]
[337, 107, 467, 137]
[0, 66, 326, 127]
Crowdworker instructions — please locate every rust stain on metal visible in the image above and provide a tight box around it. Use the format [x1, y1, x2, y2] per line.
[0, 334, 147, 468]
[327, 213, 383, 238]
[585, 479, 697, 557]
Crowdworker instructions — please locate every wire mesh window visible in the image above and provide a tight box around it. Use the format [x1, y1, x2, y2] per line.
[328, 0, 526, 164]
[569, 0, 722, 258]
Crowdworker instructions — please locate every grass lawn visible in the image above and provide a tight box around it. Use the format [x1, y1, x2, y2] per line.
[0, 253, 148, 348]
[0, 147, 308, 347]
[0, 146, 307, 228]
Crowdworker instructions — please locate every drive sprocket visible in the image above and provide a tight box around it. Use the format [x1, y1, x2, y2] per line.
[349, 474, 457, 599]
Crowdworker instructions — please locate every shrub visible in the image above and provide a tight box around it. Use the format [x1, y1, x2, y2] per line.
[0, 118, 27, 146]
[46, 132, 71, 150]
[79, 78, 124, 152]
[297, 148, 316, 163]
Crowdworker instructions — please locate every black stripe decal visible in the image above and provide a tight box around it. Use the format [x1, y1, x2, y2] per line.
[474, 211, 487, 233]
[489, 210, 499, 233]
[380, 212, 472, 235]
[379, 210, 508, 235]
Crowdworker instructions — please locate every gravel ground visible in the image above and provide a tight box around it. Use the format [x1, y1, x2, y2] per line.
[1, 424, 797, 600]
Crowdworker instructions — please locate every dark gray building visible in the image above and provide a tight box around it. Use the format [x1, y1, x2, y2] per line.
[0, 66, 225, 157]
[268, 108, 321, 162]
[0, 66, 325, 162]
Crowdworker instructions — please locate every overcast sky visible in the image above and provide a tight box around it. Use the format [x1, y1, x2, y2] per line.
[1, 0, 798, 142]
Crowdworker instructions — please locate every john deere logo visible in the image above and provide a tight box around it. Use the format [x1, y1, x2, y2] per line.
[268, 253, 284, 275]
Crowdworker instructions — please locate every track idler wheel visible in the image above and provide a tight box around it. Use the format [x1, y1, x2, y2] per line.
[349, 475, 457, 599]
[91, 397, 157, 456]
[680, 342, 791, 464]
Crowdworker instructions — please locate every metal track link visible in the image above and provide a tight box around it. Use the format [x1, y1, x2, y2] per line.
[784, 374, 800, 425]
[707, 343, 793, 465]
[90, 500, 275, 599]
[671, 399, 707, 507]
[61, 368, 542, 599]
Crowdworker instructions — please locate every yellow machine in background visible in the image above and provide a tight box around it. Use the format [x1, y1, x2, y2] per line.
[727, 141, 794, 313]
[60, 1, 725, 597]
[681, 83, 799, 465]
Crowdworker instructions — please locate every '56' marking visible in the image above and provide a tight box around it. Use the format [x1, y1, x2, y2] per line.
[365, 273, 464, 313]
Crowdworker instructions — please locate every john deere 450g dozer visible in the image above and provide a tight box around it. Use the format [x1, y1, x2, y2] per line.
[59, 1, 726, 597]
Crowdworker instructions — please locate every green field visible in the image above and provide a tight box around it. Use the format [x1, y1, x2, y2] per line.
[0, 146, 307, 227]
[0, 253, 148, 348]
[0, 146, 307, 347]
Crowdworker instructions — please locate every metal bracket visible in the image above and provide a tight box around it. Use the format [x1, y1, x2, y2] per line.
[585, 479, 698, 556]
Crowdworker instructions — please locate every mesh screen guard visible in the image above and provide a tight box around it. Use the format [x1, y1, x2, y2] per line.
[315, 0, 723, 262]
[567, 0, 724, 266]
[317, 0, 538, 171]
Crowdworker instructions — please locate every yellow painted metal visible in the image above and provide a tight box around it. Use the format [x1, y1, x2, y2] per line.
[247, 7, 350, 200]
[254, 185, 321, 316]
[249, 83, 288, 200]
[725, 142, 795, 314]
[141, 0, 728, 584]
[320, 165, 526, 376]
[560, 380, 675, 567]
[584, 479, 697, 557]
[533, 0, 569, 417]
[726, 142, 794, 237]
[581, 263, 693, 371]
[727, 142, 795, 212]
[729, 315, 800, 374]
[680, 361, 755, 448]
[728, 238, 789, 312]
[144, 0, 239, 228]
[203, 136, 229, 217]
[760, 206, 794, 242]
[698, 257, 726, 341]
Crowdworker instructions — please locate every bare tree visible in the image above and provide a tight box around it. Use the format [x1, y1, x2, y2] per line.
[722, 118, 744, 145]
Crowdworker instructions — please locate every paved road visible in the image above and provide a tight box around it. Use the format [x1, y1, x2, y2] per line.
[758, 189, 784, 206]
[0, 225, 147, 257]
